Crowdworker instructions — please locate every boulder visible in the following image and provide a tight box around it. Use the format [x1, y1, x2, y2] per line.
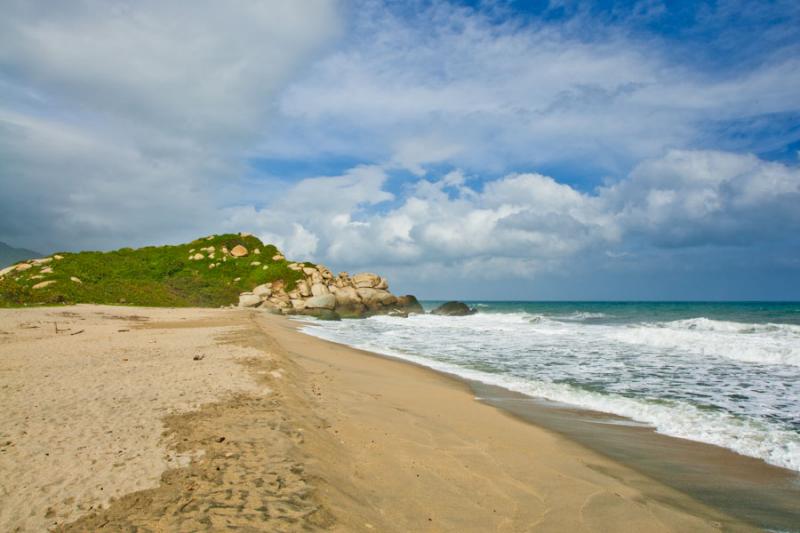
[272, 254, 285, 261]
[0, 265, 15, 277]
[352, 272, 381, 288]
[53, 255, 64, 260]
[40, 266, 53, 274]
[331, 286, 360, 306]
[311, 283, 330, 297]
[357, 288, 397, 308]
[32, 280, 56, 290]
[230, 245, 248, 257]
[305, 294, 336, 310]
[31, 258, 52, 265]
[376, 277, 389, 290]
[296, 280, 311, 297]
[396, 295, 425, 314]
[192, 253, 204, 261]
[254, 248, 260, 255]
[15, 263, 32, 272]
[291, 299, 307, 310]
[297, 308, 341, 321]
[431, 301, 476, 316]
[253, 284, 272, 298]
[318, 266, 334, 280]
[250, 261, 261, 266]
[238, 293, 261, 308]
[70, 277, 82, 284]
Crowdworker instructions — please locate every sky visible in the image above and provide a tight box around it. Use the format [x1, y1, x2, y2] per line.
[1, 0, 799, 300]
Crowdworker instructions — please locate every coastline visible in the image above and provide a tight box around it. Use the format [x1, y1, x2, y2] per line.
[0, 305, 761, 531]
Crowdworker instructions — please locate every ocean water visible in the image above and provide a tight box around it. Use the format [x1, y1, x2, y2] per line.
[298, 302, 800, 472]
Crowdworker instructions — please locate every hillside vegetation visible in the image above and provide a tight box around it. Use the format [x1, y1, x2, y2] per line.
[0, 234, 309, 308]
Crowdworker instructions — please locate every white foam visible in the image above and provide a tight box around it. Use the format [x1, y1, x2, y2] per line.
[607, 318, 800, 367]
[298, 313, 800, 472]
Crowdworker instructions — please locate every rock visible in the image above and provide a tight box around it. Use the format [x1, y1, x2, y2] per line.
[238, 293, 261, 308]
[208, 263, 216, 269]
[305, 294, 336, 310]
[32, 280, 56, 290]
[311, 283, 330, 297]
[294, 280, 310, 297]
[352, 272, 381, 288]
[318, 266, 334, 280]
[40, 266, 53, 274]
[388, 309, 409, 318]
[189, 249, 195, 253]
[431, 301, 476, 316]
[53, 255, 64, 260]
[239, 232, 253, 237]
[297, 308, 341, 321]
[254, 248, 260, 255]
[287, 263, 302, 271]
[356, 288, 397, 308]
[230, 245, 248, 257]
[192, 253, 204, 260]
[252, 284, 272, 298]
[70, 276, 82, 284]
[396, 295, 424, 314]
[221, 246, 229, 254]
[250, 261, 261, 266]
[291, 299, 307, 310]
[31, 258, 52, 265]
[0, 265, 15, 277]
[15, 263, 32, 272]
[331, 285, 359, 304]
[302, 267, 316, 276]
[376, 277, 389, 290]
[272, 254, 285, 261]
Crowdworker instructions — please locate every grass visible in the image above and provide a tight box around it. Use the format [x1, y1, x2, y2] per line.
[0, 234, 311, 308]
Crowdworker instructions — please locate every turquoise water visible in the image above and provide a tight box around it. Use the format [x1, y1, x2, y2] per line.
[300, 301, 800, 471]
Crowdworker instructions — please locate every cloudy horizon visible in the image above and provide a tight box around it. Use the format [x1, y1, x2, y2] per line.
[1, 0, 799, 300]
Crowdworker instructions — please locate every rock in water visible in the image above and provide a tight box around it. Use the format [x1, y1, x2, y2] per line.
[396, 295, 424, 314]
[431, 301, 476, 316]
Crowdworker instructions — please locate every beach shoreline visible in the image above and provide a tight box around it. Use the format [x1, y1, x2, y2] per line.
[0, 305, 764, 531]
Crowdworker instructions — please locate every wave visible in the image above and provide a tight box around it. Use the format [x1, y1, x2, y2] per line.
[298, 322, 800, 472]
[607, 317, 800, 367]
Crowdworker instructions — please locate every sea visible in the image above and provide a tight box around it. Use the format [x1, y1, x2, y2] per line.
[299, 301, 800, 473]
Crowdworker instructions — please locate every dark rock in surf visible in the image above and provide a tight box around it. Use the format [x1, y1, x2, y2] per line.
[430, 301, 476, 316]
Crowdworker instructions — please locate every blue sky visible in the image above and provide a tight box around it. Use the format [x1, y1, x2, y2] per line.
[0, 0, 798, 299]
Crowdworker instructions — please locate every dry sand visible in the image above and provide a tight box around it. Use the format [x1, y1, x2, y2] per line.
[0, 305, 755, 531]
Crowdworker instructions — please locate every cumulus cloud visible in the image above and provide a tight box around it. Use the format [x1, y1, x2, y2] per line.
[232, 149, 799, 286]
[0, 0, 340, 251]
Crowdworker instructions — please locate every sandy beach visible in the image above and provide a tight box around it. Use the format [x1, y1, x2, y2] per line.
[0, 305, 755, 532]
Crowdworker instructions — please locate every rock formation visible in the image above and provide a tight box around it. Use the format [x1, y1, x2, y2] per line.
[431, 301, 476, 316]
[239, 264, 423, 319]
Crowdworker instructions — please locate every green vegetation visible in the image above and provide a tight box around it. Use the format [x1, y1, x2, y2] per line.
[0, 234, 310, 308]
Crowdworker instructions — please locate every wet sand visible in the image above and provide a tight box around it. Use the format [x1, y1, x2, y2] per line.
[0, 306, 764, 531]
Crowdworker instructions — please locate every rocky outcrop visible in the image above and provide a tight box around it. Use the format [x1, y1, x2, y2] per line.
[431, 301, 476, 316]
[239, 266, 423, 319]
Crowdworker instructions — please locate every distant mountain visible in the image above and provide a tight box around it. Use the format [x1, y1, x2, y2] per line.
[0, 241, 41, 268]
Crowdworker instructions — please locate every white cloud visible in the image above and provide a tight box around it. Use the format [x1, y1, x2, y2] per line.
[228, 149, 799, 286]
[0, 0, 340, 251]
[270, 1, 800, 177]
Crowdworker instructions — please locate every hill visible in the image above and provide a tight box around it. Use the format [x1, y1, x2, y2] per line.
[0, 234, 306, 308]
[0, 233, 422, 318]
[0, 241, 41, 268]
